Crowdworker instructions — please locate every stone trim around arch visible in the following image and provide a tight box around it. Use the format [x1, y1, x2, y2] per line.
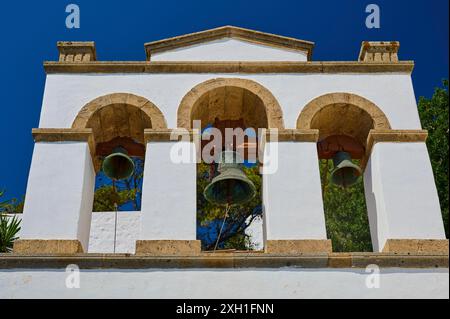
[177, 78, 285, 129]
[72, 93, 168, 130]
[296, 93, 391, 131]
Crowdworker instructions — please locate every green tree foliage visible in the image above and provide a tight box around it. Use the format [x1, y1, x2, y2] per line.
[418, 80, 449, 237]
[320, 80, 449, 251]
[93, 157, 143, 212]
[197, 162, 262, 251]
[320, 160, 373, 252]
[0, 190, 23, 214]
[93, 185, 136, 212]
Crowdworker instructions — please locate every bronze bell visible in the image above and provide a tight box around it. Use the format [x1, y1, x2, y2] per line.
[330, 151, 362, 188]
[204, 151, 256, 206]
[102, 146, 135, 181]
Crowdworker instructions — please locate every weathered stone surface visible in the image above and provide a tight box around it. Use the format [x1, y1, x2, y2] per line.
[265, 129, 319, 142]
[295, 92, 396, 168]
[1, 252, 447, 269]
[358, 41, 400, 63]
[382, 239, 449, 254]
[13, 240, 84, 254]
[366, 129, 428, 151]
[144, 129, 198, 142]
[351, 252, 449, 268]
[72, 93, 167, 136]
[360, 129, 429, 169]
[265, 240, 332, 254]
[296, 93, 391, 136]
[135, 240, 201, 256]
[32, 128, 96, 162]
[69, 93, 168, 171]
[328, 253, 352, 268]
[32, 128, 93, 142]
[177, 78, 285, 129]
[43, 61, 416, 74]
[57, 42, 96, 62]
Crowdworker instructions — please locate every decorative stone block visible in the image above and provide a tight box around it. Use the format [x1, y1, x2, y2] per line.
[382, 239, 449, 254]
[266, 240, 332, 254]
[58, 41, 96, 62]
[135, 240, 201, 256]
[358, 41, 400, 63]
[13, 240, 84, 254]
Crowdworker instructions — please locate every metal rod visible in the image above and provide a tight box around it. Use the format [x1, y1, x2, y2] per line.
[112, 180, 118, 254]
[213, 204, 230, 252]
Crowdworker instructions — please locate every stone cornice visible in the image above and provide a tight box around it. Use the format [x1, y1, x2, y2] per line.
[32, 128, 93, 142]
[144, 129, 200, 142]
[43, 61, 415, 74]
[361, 129, 429, 169]
[266, 129, 319, 142]
[143, 129, 319, 143]
[0, 253, 447, 269]
[32, 128, 96, 158]
[366, 129, 428, 154]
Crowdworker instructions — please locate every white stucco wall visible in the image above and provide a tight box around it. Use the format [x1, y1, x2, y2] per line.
[263, 142, 327, 240]
[20, 142, 95, 252]
[151, 38, 309, 62]
[6, 212, 141, 254]
[245, 215, 264, 250]
[39, 73, 420, 131]
[0, 268, 447, 299]
[139, 142, 197, 240]
[26, 46, 443, 253]
[364, 142, 446, 252]
[15, 210, 264, 254]
[88, 212, 140, 254]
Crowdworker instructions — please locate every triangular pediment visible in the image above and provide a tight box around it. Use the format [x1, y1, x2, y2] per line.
[144, 26, 314, 61]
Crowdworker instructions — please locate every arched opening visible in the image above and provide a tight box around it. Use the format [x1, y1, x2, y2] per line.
[310, 103, 375, 148]
[178, 78, 284, 129]
[191, 86, 269, 130]
[72, 93, 167, 213]
[297, 93, 391, 252]
[86, 104, 149, 212]
[180, 79, 280, 252]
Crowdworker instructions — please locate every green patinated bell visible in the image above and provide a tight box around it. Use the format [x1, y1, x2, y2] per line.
[102, 146, 135, 181]
[330, 151, 362, 188]
[204, 151, 256, 206]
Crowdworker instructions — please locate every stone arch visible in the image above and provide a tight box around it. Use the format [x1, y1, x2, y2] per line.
[177, 78, 285, 129]
[297, 93, 391, 131]
[72, 93, 168, 171]
[72, 93, 168, 131]
[297, 93, 391, 149]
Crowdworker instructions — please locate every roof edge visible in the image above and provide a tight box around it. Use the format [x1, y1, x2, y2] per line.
[43, 61, 415, 74]
[144, 26, 315, 61]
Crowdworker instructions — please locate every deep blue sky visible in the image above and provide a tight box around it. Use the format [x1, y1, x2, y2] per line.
[0, 0, 448, 200]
